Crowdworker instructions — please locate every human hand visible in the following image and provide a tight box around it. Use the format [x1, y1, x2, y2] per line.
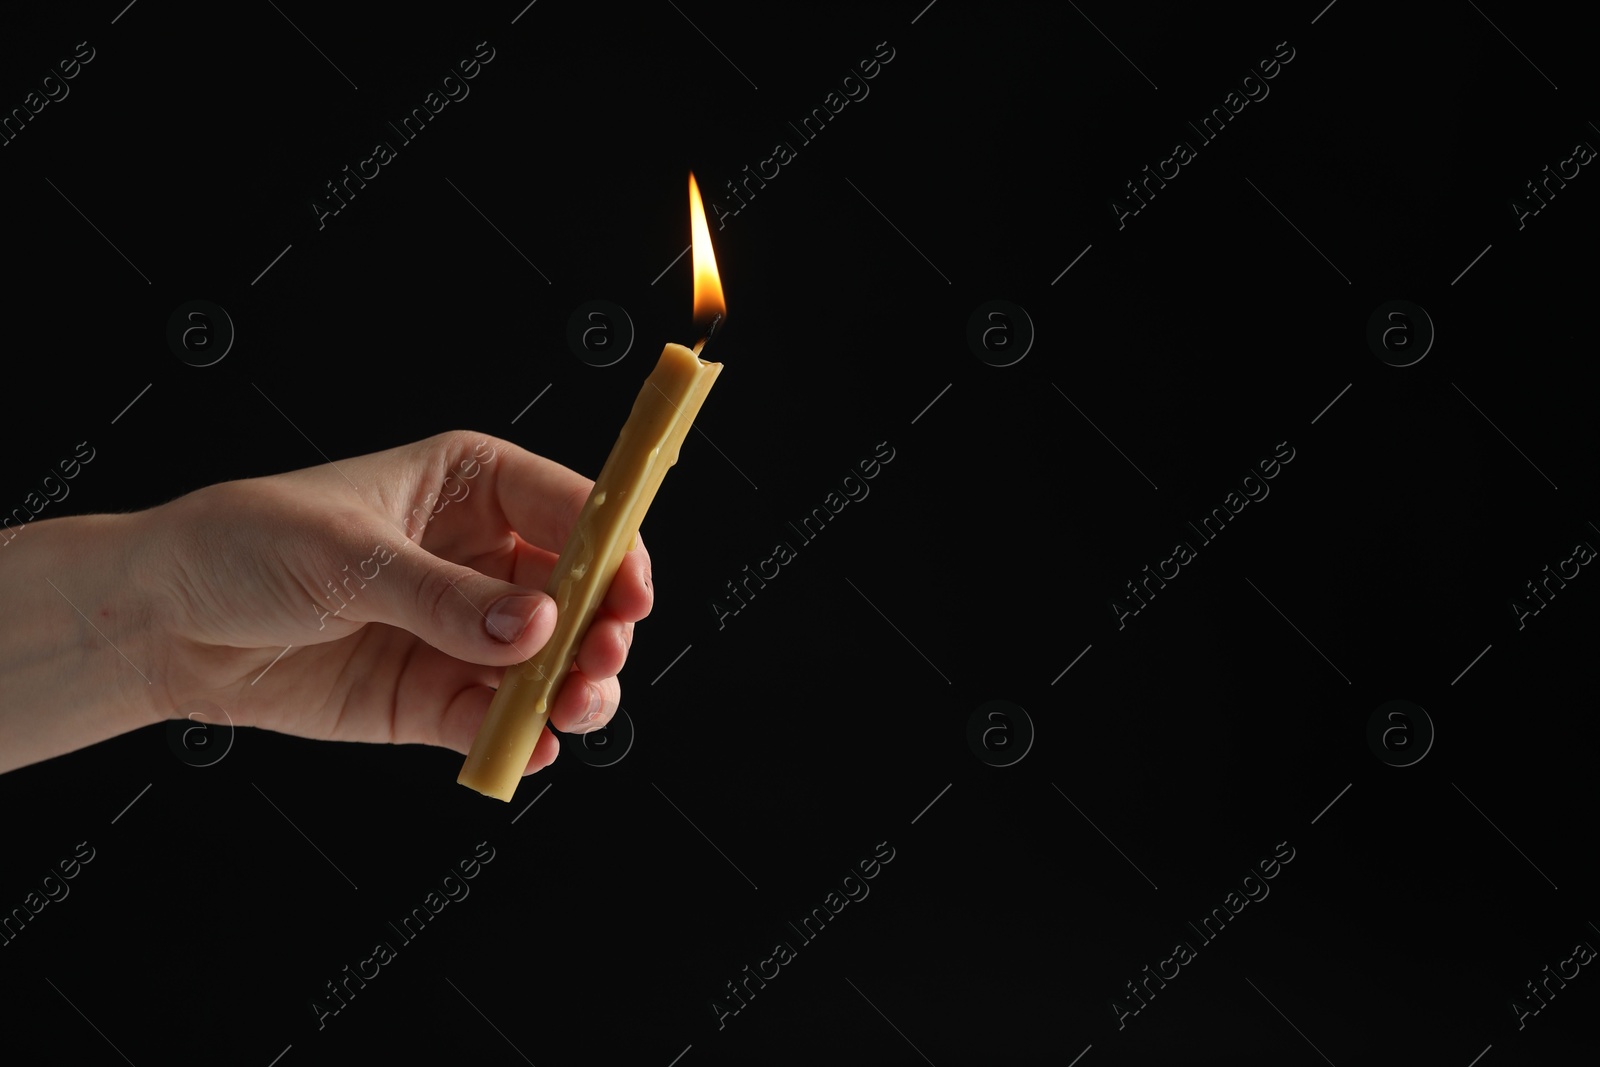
[127, 430, 651, 774]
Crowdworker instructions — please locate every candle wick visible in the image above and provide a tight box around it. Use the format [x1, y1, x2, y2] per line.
[693, 313, 723, 357]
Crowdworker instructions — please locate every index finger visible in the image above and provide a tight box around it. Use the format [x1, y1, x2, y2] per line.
[450, 432, 654, 615]
[448, 431, 595, 553]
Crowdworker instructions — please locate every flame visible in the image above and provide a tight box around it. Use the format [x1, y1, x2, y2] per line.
[689, 171, 725, 338]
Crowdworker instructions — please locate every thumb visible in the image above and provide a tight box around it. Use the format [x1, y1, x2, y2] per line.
[347, 540, 556, 665]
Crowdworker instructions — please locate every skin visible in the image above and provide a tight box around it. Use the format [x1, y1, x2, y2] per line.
[0, 430, 651, 776]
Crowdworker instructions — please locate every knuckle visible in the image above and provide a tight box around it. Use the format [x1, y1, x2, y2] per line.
[416, 564, 464, 628]
[436, 429, 504, 469]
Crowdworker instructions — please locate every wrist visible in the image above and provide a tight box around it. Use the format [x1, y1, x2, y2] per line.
[0, 510, 167, 771]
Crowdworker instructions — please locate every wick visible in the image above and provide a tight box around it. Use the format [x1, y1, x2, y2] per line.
[693, 312, 723, 357]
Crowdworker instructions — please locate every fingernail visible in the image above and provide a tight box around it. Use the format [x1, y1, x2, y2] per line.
[486, 594, 544, 642]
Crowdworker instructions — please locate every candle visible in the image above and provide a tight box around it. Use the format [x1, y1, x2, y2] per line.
[457, 172, 727, 801]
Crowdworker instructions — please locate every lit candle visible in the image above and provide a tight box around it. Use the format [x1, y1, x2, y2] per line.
[458, 172, 727, 801]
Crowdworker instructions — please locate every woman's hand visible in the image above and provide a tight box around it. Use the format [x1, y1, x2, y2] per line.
[0, 430, 651, 775]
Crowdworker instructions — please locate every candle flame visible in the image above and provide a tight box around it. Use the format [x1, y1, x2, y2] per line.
[689, 171, 725, 341]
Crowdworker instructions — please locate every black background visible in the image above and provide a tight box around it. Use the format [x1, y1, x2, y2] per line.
[1, 2, 1595, 1064]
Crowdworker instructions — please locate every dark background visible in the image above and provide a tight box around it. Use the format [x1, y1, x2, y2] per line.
[1, 2, 1595, 1064]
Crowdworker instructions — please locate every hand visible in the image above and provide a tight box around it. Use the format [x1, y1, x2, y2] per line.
[94, 431, 649, 774]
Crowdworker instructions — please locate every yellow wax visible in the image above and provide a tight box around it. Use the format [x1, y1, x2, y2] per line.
[458, 342, 722, 800]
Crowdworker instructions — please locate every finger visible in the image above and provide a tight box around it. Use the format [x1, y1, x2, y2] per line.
[464, 433, 597, 552]
[351, 537, 557, 666]
[604, 532, 653, 623]
[525, 727, 560, 774]
[548, 671, 620, 735]
[466, 529, 649, 669]
[430, 684, 559, 775]
[486, 524, 649, 617]
[497, 530, 651, 625]
[574, 611, 632, 681]
[468, 435, 657, 620]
